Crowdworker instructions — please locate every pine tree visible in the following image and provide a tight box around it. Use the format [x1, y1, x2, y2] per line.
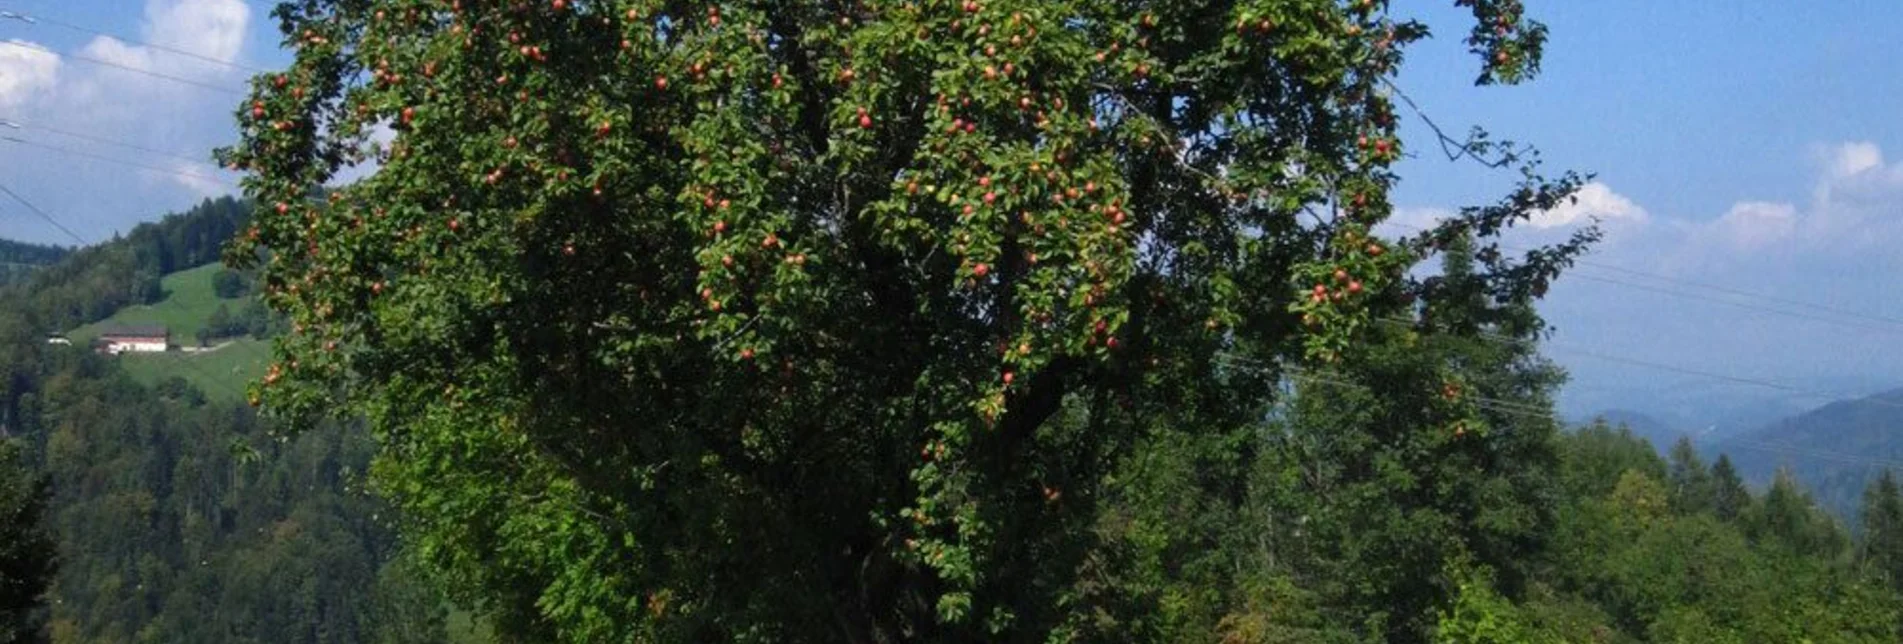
[1859, 470, 1903, 589]
[1666, 437, 1713, 515]
[1749, 469, 1847, 557]
[1263, 228, 1582, 641]
[1711, 454, 1750, 522]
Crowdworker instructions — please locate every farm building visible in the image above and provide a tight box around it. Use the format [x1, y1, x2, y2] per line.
[96, 324, 170, 354]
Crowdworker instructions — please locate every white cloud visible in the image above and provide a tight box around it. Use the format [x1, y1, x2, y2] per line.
[1705, 201, 1797, 251]
[0, 40, 61, 108]
[1823, 141, 1884, 179]
[1529, 181, 1649, 229]
[144, 0, 250, 64]
[167, 160, 231, 197]
[1380, 206, 1454, 236]
[0, 0, 254, 244]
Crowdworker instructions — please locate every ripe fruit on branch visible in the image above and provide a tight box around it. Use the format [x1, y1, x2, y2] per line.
[972, 263, 990, 278]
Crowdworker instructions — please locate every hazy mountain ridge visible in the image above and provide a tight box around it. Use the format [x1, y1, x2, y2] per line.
[1713, 387, 1903, 522]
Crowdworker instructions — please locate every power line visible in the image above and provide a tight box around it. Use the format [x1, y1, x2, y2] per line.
[0, 135, 238, 188]
[1572, 260, 1903, 332]
[0, 181, 89, 245]
[0, 117, 219, 168]
[0, 39, 246, 96]
[0, 8, 268, 73]
[1367, 317, 1903, 414]
[1382, 220, 1903, 335]
[1566, 273, 1903, 337]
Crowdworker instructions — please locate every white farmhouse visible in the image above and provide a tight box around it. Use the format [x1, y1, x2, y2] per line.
[97, 324, 170, 354]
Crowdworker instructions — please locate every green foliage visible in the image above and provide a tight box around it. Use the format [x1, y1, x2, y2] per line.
[21, 358, 433, 644]
[1435, 562, 1541, 644]
[0, 231, 430, 643]
[227, 0, 1558, 639]
[1541, 462, 1897, 642]
[1860, 470, 1903, 590]
[1558, 420, 1666, 503]
[212, 269, 252, 300]
[1710, 454, 1749, 523]
[1746, 469, 1850, 558]
[0, 440, 56, 644]
[1666, 437, 1713, 515]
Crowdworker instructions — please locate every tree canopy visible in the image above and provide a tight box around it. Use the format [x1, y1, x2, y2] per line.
[227, 0, 1588, 640]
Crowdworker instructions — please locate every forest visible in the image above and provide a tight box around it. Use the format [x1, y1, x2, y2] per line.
[3, 0, 1902, 642]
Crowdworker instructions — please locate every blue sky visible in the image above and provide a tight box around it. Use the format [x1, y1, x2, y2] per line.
[2, 1, 1901, 427]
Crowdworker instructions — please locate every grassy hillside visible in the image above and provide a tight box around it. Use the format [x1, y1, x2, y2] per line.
[69, 263, 230, 344]
[60, 261, 270, 400]
[117, 338, 270, 400]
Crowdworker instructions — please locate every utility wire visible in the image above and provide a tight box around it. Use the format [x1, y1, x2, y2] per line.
[1367, 316, 1903, 414]
[0, 117, 219, 168]
[1382, 220, 1903, 335]
[0, 8, 269, 73]
[0, 40, 246, 96]
[0, 135, 237, 188]
[1562, 272, 1903, 337]
[0, 181, 89, 246]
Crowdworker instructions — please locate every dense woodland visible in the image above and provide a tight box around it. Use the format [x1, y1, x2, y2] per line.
[4, 0, 1903, 642]
[0, 210, 447, 643]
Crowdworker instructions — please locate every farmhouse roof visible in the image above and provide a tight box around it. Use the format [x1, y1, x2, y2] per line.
[97, 324, 169, 339]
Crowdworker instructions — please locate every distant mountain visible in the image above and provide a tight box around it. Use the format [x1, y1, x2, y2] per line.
[1713, 387, 1903, 523]
[1559, 381, 1812, 447]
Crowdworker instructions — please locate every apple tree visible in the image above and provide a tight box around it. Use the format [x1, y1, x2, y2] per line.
[225, 0, 1572, 640]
